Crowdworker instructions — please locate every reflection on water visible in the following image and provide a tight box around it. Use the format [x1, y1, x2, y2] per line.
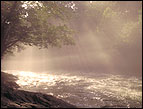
[3, 70, 142, 108]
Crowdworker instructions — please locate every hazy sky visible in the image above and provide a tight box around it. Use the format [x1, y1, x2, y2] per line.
[1, 1, 142, 77]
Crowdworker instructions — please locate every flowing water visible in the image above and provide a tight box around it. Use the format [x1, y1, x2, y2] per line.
[3, 70, 142, 108]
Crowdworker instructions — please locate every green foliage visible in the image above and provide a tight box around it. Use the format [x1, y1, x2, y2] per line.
[74, 1, 142, 49]
[103, 7, 117, 18]
[119, 22, 138, 44]
[1, 1, 142, 58]
[138, 9, 142, 25]
[1, 1, 75, 58]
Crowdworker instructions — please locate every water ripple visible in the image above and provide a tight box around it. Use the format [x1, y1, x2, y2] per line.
[3, 70, 142, 108]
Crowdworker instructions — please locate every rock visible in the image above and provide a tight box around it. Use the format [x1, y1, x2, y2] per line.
[1, 72, 77, 108]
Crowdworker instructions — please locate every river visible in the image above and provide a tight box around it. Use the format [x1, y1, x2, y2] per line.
[3, 70, 142, 108]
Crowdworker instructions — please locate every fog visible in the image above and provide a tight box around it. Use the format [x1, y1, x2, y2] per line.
[2, 1, 142, 77]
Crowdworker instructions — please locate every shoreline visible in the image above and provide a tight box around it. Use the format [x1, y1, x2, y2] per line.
[1, 72, 77, 108]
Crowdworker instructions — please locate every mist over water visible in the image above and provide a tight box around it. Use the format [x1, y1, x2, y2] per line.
[1, 39, 142, 77]
[1, 1, 142, 108]
[1, 41, 142, 108]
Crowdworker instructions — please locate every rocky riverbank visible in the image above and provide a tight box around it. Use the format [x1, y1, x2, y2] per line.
[1, 72, 77, 108]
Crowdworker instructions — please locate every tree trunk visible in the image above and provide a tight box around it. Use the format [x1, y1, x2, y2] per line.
[1, 1, 19, 58]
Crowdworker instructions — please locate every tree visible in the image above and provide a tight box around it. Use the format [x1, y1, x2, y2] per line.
[76, 1, 142, 48]
[1, 1, 76, 58]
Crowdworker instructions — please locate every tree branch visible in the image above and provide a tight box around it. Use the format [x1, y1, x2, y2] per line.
[6, 39, 21, 50]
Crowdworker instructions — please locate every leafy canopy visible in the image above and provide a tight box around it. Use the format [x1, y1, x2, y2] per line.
[1, 1, 76, 58]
